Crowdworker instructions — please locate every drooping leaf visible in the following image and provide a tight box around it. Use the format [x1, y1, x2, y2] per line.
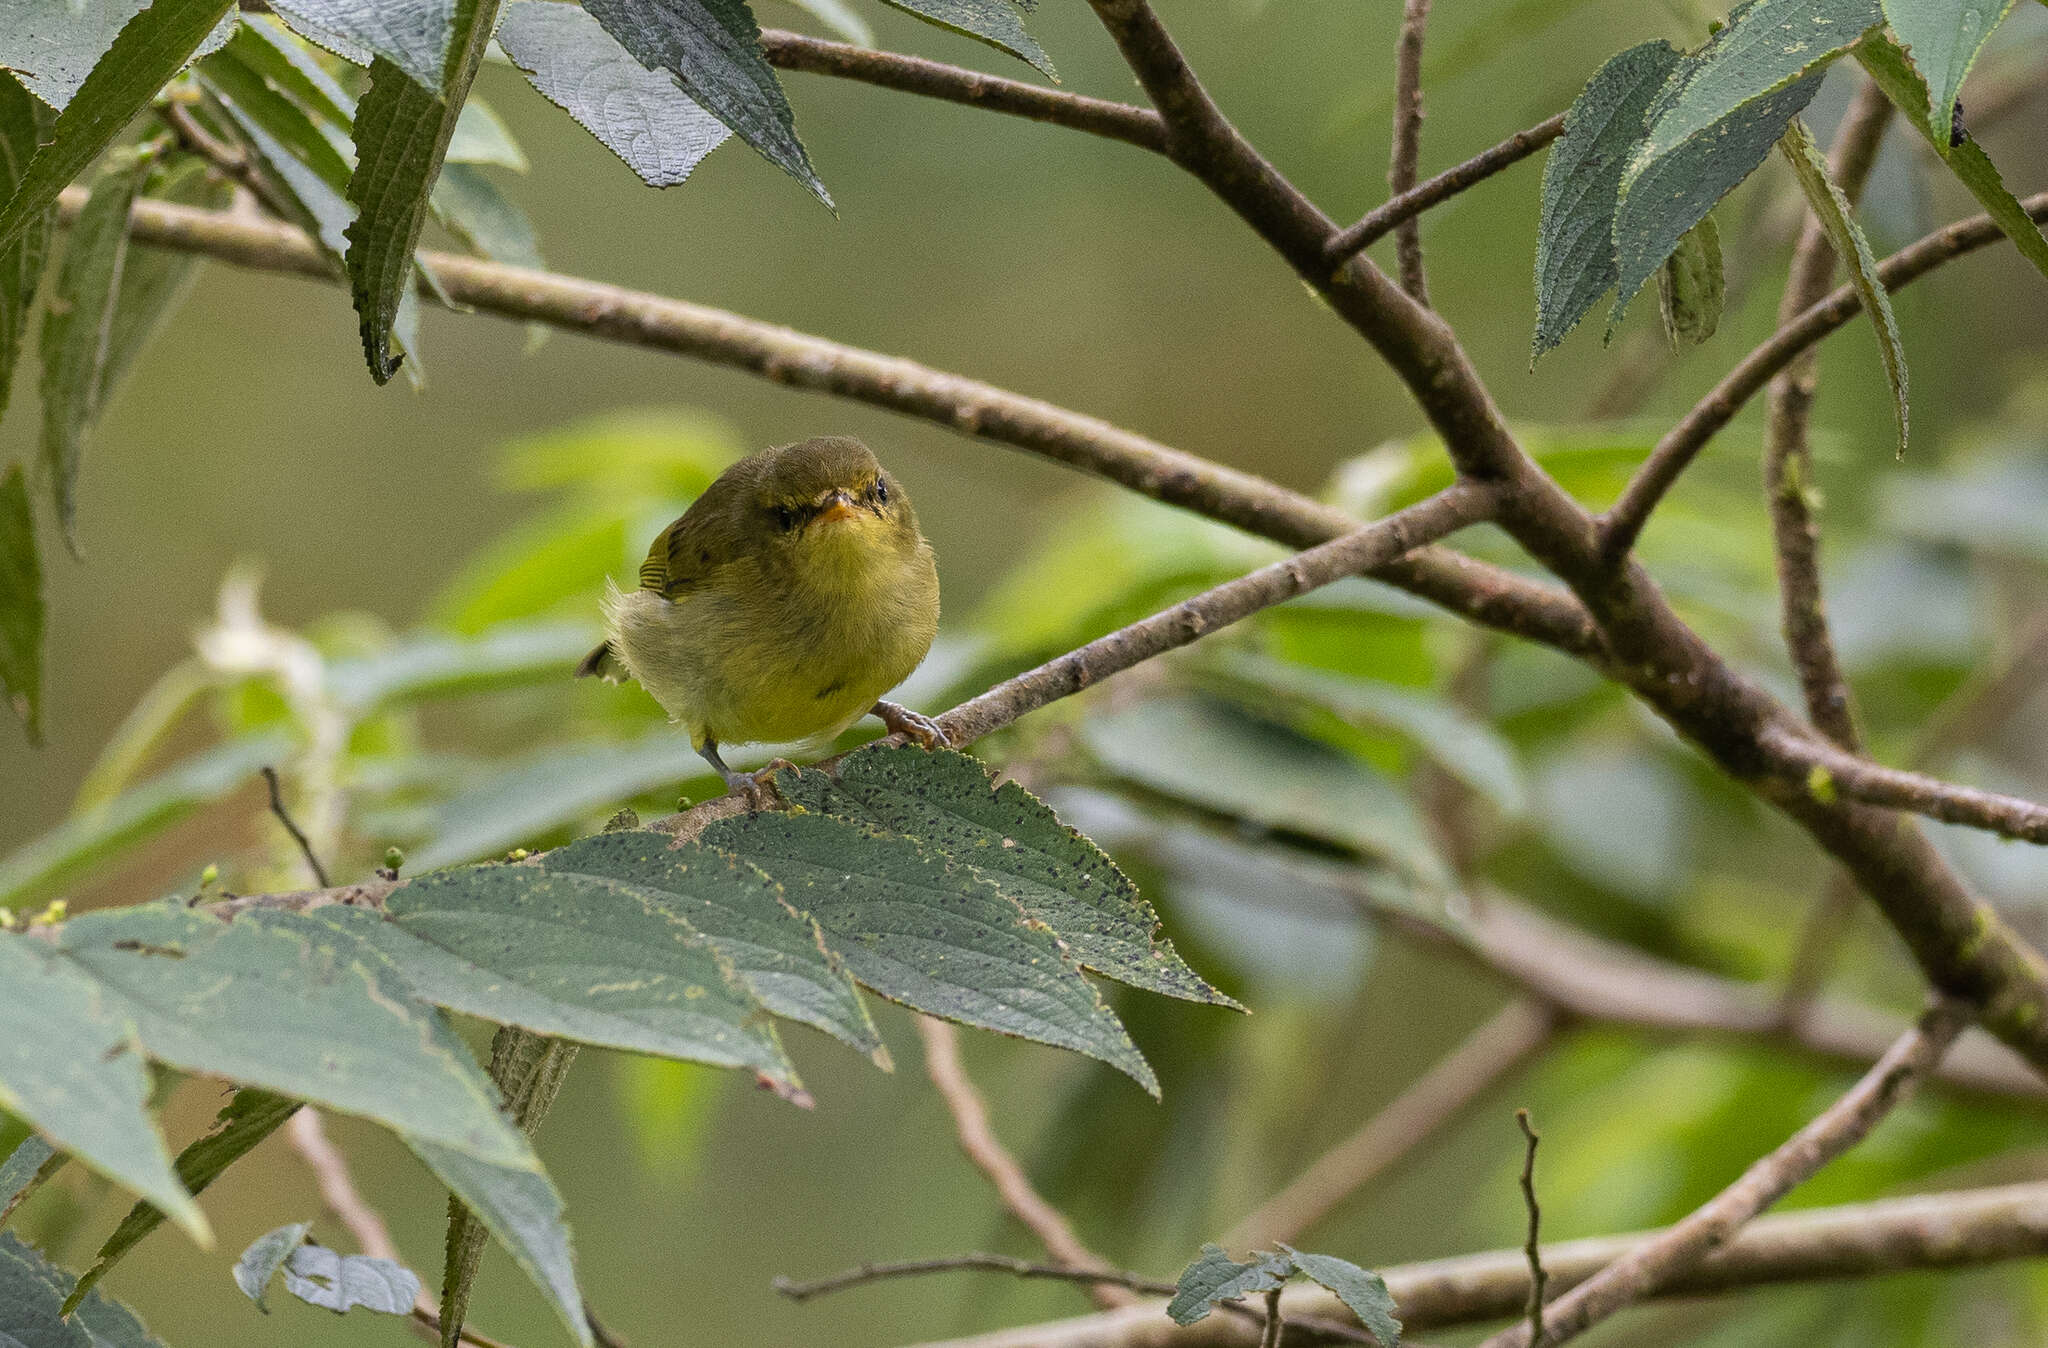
[0, 934, 205, 1243]
[1856, 31, 2048, 281]
[0, 1134, 58, 1224]
[0, 0, 235, 256]
[327, 622, 599, 711]
[344, 0, 500, 382]
[535, 831, 884, 1062]
[267, 0, 453, 91]
[1881, 0, 2014, 146]
[54, 902, 535, 1166]
[38, 146, 150, 554]
[233, 1221, 310, 1312]
[1656, 214, 1723, 349]
[73, 1089, 300, 1313]
[227, 17, 356, 125]
[775, 743, 1236, 1007]
[1611, 69, 1824, 325]
[496, 0, 731, 189]
[279, 1242, 422, 1314]
[579, 0, 829, 205]
[1777, 117, 1907, 456]
[0, 466, 40, 739]
[1166, 1244, 1293, 1326]
[200, 40, 354, 195]
[1282, 1247, 1403, 1348]
[877, 0, 1054, 77]
[1531, 39, 1681, 358]
[0, 74, 53, 432]
[215, 92, 355, 256]
[432, 165, 544, 270]
[702, 810, 1158, 1094]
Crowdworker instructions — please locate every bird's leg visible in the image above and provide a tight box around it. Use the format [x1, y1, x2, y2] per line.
[872, 700, 949, 748]
[698, 739, 778, 810]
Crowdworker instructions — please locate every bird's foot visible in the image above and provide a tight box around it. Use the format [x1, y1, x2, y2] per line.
[873, 700, 949, 749]
[718, 764, 781, 811]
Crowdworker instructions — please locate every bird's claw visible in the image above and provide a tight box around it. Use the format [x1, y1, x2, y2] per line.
[874, 700, 949, 749]
[721, 761, 793, 811]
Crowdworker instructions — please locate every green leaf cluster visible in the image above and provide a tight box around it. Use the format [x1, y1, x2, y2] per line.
[1168, 1242, 1402, 1347]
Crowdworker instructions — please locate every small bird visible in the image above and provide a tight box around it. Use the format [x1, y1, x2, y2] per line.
[578, 435, 944, 800]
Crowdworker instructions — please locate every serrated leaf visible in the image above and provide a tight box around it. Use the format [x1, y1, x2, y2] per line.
[73, 1088, 299, 1314]
[0, 0, 235, 256]
[1856, 31, 2048, 281]
[0, 0, 146, 111]
[496, 0, 731, 189]
[702, 810, 1158, 1094]
[1881, 0, 2014, 146]
[1778, 117, 1906, 455]
[432, 164, 544, 269]
[316, 871, 803, 1092]
[3, 1231, 161, 1348]
[0, 466, 40, 739]
[0, 74, 53, 434]
[580, 0, 829, 204]
[344, 0, 500, 382]
[38, 146, 149, 554]
[1656, 213, 1723, 349]
[54, 902, 535, 1166]
[265, 5, 373, 65]
[233, 1221, 310, 1312]
[536, 831, 884, 1062]
[228, 17, 356, 125]
[1281, 1247, 1402, 1347]
[0, 934, 205, 1243]
[268, 0, 452, 90]
[1166, 1244, 1292, 1326]
[1611, 69, 1823, 326]
[878, 0, 1054, 77]
[775, 743, 1236, 1007]
[1532, 40, 1680, 359]
[282, 1244, 421, 1314]
[0, 1134, 58, 1223]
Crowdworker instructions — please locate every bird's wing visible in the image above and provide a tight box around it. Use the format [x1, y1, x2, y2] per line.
[638, 472, 749, 600]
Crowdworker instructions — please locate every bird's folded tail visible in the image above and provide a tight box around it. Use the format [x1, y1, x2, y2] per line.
[576, 641, 628, 683]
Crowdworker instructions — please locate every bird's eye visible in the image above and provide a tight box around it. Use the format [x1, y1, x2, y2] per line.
[872, 479, 889, 504]
[775, 506, 797, 531]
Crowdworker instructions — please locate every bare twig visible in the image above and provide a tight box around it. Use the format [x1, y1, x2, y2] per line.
[915, 1016, 1135, 1309]
[1478, 1000, 1969, 1347]
[775, 1253, 1176, 1302]
[1514, 1110, 1545, 1348]
[1258, 1286, 1285, 1348]
[1388, 0, 1434, 301]
[261, 765, 331, 888]
[286, 1108, 398, 1260]
[1225, 998, 1559, 1248]
[1325, 114, 1564, 267]
[1762, 726, 2048, 846]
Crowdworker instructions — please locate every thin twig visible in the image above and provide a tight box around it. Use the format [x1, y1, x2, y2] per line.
[1387, 0, 1434, 302]
[774, 1254, 1177, 1302]
[1477, 1000, 1969, 1347]
[1761, 726, 2048, 845]
[914, 1016, 1136, 1310]
[1514, 1110, 1545, 1347]
[1325, 113, 1564, 266]
[261, 765, 330, 888]
[1225, 998, 1559, 1248]
[1258, 1286, 1284, 1348]
[287, 1108, 399, 1260]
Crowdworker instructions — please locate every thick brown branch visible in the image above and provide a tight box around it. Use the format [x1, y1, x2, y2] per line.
[1324, 113, 1565, 266]
[1387, 0, 1433, 302]
[1766, 727, 2048, 846]
[758, 29, 1166, 151]
[1480, 1001, 1967, 1347]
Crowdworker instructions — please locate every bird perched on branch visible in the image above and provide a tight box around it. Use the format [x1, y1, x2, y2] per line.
[578, 435, 944, 802]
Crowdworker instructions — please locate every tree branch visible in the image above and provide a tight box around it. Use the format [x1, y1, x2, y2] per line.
[775, 1254, 1175, 1302]
[1763, 726, 2048, 846]
[1478, 1000, 1968, 1347]
[1323, 113, 1565, 267]
[1514, 1110, 1545, 1348]
[757, 29, 1166, 151]
[1387, 0, 1434, 302]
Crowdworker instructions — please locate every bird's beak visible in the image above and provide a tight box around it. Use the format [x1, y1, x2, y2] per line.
[817, 491, 858, 525]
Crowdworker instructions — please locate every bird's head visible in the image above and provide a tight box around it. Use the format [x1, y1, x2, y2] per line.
[749, 436, 922, 568]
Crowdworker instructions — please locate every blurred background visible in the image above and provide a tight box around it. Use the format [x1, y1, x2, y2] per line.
[7, 0, 2048, 1343]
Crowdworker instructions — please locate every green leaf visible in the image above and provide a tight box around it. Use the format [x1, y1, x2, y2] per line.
[702, 810, 1158, 1094]
[3, 1231, 151, 1348]
[264, 5, 373, 65]
[0, 934, 205, 1243]
[432, 165, 544, 270]
[38, 146, 150, 554]
[73, 1089, 299, 1315]
[877, 0, 1054, 77]
[233, 1221, 310, 1312]
[1881, 0, 2014, 145]
[0, 0, 147, 110]
[1777, 117, 1907, 456]
[496, 0, 731, 189]
[0, 74, 54, 433]
[775, 743, 1236, 1007]
[0, 1134, 58, 1224]
[0, 466, 40, 739]
[1611, 69, 1823, 326]
[227, 18, 356, 126]
[446, 97, 526, 170]
[1282, 1247, 1402, 1348]
[0, 0, 235, 256]
[200, 40, 354, 196]
[0, 733, 291, 909]
[280, 1243, 421, 1314]
[344, 0, 500, 382]
[1656, 213, 1723, 349]
[1166, 1244, 1292, 1326]
[1083, 694, 1450, 889]
[315, 872, 804, 1093]
[54, 902, 536, 1166]
[326, 621, 597, 711]
[579, 0, 829, 204]
[1531, 40, 1680, 359]
[267, 0, 454, 91]
[536, 831, 884, 1062]
[1856, 31, 2048, 281]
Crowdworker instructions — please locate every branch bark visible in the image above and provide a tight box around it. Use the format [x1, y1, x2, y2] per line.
[1763, 726, 2048, 846]
[1324, 113, 1565, 266]
[1387, 0, 1434, 302]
